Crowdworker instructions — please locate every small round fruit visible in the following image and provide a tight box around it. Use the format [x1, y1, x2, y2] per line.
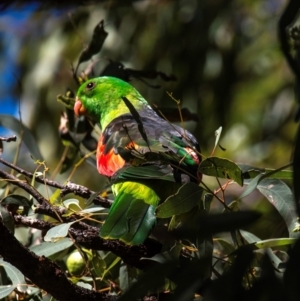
[66, 251, 86, 276]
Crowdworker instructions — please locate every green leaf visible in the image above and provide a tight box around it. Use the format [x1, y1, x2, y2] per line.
[0, 115, 43, 159]
[211, 126, 224, 154]
[239, 163, 294, 200]
[0, 207, 14, 233]
[198, 157, 243, 186]
[257, 178, 299, 238]
[0, 259, 27, 293]
[44, 222, 76, 242]
[0, 285, 16, 299]
[238, 174, 264, 200]
[1, 194, 31, 216]
[76, 282, 92, 289]
[29, 238, 73, 257]
[254, 238, 296, 249]
[63, 199, 80, 209]
[214, 127, 222, 149]
[80, 207, 106, 213]
[156, 183, 203, 218]
[214, 238, 236, 256]
[212, 238, 235, 274]
[119, 263, 129, 291]
[264, 168, 292, 180]
[204, 193, 213, 212]
[240, 164, 293, 180]
[240, 230, 282, 269]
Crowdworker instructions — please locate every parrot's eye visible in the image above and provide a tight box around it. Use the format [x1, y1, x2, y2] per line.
[86, 82, 95, 90]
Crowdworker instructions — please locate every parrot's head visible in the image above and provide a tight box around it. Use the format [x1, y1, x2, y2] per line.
[74, 76, 147, 129]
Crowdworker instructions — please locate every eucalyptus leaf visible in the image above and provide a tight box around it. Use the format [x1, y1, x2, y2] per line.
[204, 193, 213, 212]
[119, 263, 129, 291]
[240, 230, 282, 269]
[239, 163, 294, 200]
[156, 183, 203, 218]
[76, 281, 92, 289]
[0, 259, 27, 293]
[240, 164, 293, 180]
[80, 207, 106, 213]
[0, 285, 16, 299]
[63, 199, 80, 209]
[214, 238, 236, 255]
[198, 157, 243, 186]
[257, 178, 299, 238]
[29, 238, 73, 257]
[1, 194, 31, 216]
[214, 127, 222, 148]
[254, 238, 296, 249]
[44, 222, 76, 242]
[239, 174, 264, 200]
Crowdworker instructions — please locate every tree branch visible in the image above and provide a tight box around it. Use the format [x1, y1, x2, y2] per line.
[0, 167, 49, 206]
[14, 214, 53, 230]
[1, 160, 162, 272]
[13, 214, 162, 269]
[0, 158, 112, 207]
[0, 221, 117, 301]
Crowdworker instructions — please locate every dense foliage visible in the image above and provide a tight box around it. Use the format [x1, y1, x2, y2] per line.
[1, 1, 300, 300]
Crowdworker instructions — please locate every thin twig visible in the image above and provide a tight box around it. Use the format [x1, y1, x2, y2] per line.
[0, 135, 17, 142]
[0, 168, 49, 206]
[0, 158, 112, 207]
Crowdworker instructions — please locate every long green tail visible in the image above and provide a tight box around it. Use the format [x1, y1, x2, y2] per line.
[100, 181, 160, 245]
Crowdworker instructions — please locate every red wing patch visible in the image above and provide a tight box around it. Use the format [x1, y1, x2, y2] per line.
[96, 136, 125, 177]
[96, 136, 138, 177]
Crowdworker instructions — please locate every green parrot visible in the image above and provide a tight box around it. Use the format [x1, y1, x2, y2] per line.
[74, 76, 201, 245]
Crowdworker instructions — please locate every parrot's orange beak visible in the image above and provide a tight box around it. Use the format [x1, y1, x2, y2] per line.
[74, 98, 87, 116]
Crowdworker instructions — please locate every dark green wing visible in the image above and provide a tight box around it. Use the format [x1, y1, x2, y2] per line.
[101, 108, 201, 182]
